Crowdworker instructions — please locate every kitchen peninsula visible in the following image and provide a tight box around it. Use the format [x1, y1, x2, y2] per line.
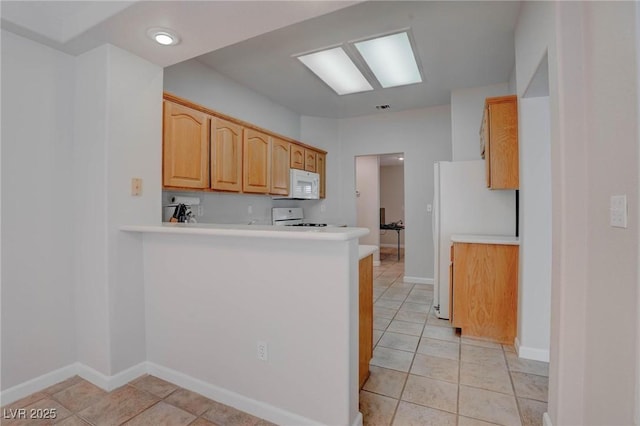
[121, 223, 368, 426]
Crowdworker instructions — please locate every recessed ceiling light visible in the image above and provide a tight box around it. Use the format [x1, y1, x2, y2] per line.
[297, 47, 373, 95]
[147, 28, 180, 46]
[355, 32, 422, 88]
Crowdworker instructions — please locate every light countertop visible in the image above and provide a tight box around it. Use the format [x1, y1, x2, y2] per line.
[451, 234, 520, 245]
[359, 245, 378, 260]
[121, 223, 369, 241]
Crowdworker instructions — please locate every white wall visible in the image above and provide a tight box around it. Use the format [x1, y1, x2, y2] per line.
[300, 116, 342, 225]
[105, 46, 163, 373]
[141, 233, 359, 426]
[380, 165, 405, 247]
[516, 96, 551, 361]
[580, 3, 639, 424]
[520, 2, 640, 424]
[74, 44, 163, 376]
[73, 45, 112, 376]
[356, 156, 380, 260]
[451, 83, 510, 161]
[1, 30, 77, 390]
[339, 106, 452, 282]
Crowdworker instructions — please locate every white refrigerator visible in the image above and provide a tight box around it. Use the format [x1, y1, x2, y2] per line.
[433, 160, 516, 319]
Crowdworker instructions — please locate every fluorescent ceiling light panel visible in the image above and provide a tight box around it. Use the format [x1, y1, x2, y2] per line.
[297, 47, 373, 95]
[355, 32, 422, 88]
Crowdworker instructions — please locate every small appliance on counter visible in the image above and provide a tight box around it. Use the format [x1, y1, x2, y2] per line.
[163, 196, 199, 223]
[272, 207, 327, 226]
[167, 204, 196, 223]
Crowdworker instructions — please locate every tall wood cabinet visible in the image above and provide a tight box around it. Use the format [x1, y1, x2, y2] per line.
[450, 242, 518, 344]
[163, 101, 210, 189]
[480, 95, 519, 189]
[211, 117, 242, 192]
[243, 128, 271, 194]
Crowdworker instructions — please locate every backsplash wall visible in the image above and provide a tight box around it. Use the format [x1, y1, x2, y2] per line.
[163, 190, 312, 225]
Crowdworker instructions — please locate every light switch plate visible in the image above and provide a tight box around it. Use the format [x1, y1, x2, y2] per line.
[131, 178, 142, 196]
[610, 195, 627, 228]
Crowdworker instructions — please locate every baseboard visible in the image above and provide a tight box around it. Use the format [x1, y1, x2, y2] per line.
[0, 364, 78, 406]
[403, 276, 434, 285]
[543, 412, 552, 426]
[147, 362, 325, 425]
[352, 411, 363, 426]
[0, 361, 148, 406]
[76, 362, 147, 392]
[1, 362, 347, 425]
[514, 337, 550, 362]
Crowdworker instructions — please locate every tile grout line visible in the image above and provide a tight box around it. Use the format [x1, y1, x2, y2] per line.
[386, 274, 415, 426]
[503, 343, 525, 426]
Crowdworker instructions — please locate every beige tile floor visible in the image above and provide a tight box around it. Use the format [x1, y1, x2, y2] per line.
[361, 248, 549, 426]
[3, 247, 547, 426]
[1, 375, 275, 426]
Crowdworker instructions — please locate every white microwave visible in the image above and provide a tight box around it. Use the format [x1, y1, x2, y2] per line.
[274, 169, 320, 200]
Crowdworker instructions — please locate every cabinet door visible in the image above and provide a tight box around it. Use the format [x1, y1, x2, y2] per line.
[163, 101, 209, 189]
[243, 128, 271, 193]
[452, 243, 518, 344]
[359, 254, 373, 388]
[485, 96, 518, 189]
[304, 149, 317, 172]
[270, 138, 290, 195]
[290, 144, 305, 169]
[316, 153, 326, 199]
[211, 118, 242, 192]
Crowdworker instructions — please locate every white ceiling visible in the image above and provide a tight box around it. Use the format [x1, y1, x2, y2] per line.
[0, 1, 358, 67]
[1, 1, 520, 119]
[195, 1, 521, 118]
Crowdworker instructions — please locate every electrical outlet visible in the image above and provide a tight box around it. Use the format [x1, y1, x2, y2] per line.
[321, 203, 326, 212]
[248, 205, 253, 215]
[131, 178, 142, 196]
[197, 205, 204, 217]
[257, 341, 268, 361]
[610, 195, 628, 228]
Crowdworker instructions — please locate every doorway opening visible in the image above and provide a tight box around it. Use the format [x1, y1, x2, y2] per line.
[355, 153, 405, 265]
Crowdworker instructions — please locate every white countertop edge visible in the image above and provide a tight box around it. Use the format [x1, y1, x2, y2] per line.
[451, 234, 520, 245]
[359, 245, 378, 260]
[121, 223, 370, 241]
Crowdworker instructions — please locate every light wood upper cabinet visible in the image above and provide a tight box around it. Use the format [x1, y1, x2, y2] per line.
[451, 242, 518, 344]
[243, 128, 271, 194]
[304, 149, 317, 172]
[481, 95, 519, 189]
[162, 93, 327, 197]
[163, 101, 210, 189]
[211, 118, 243, 192]
[270, 138, 290, 196]
[316, 152, 326, 199]
[290, 144, 305, 170]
